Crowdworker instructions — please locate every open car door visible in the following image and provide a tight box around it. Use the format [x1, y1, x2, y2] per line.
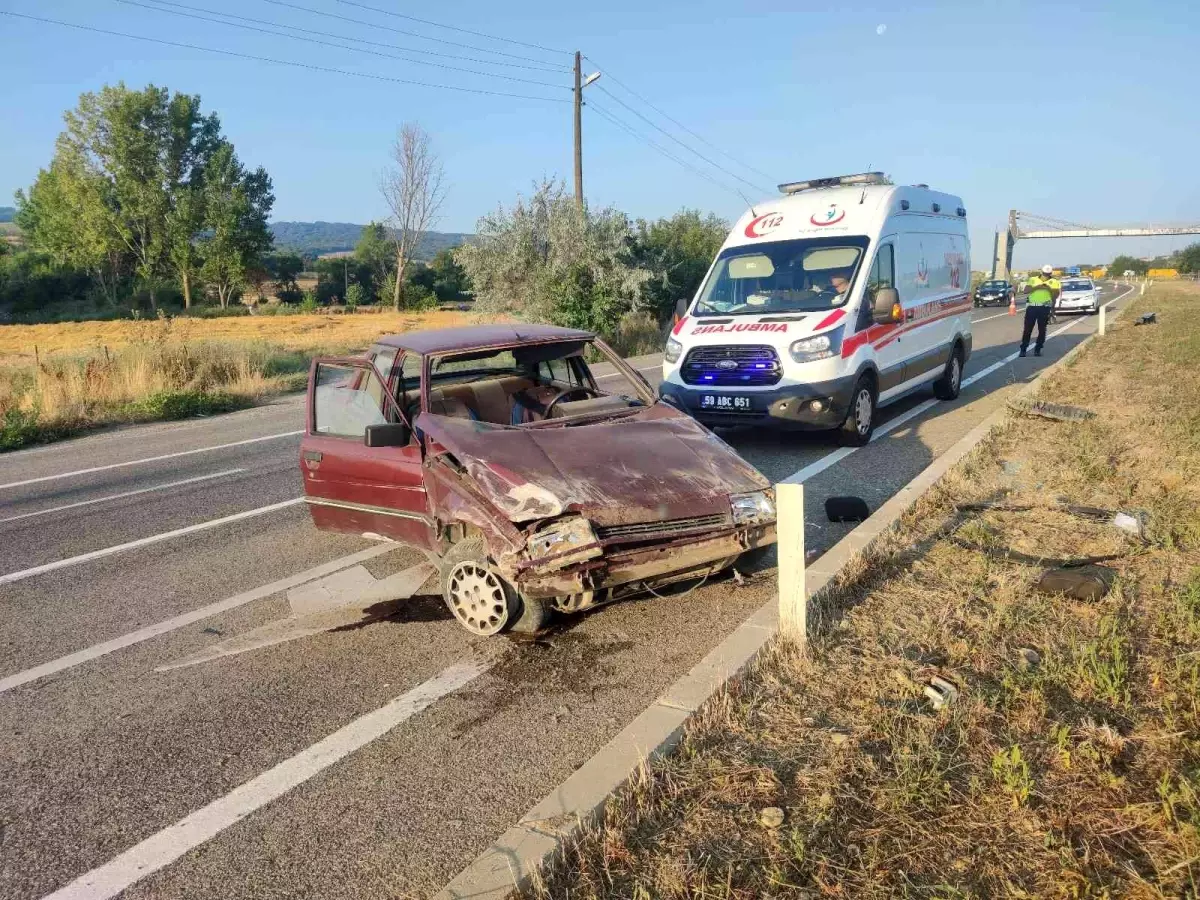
[300, 357, 434, 549]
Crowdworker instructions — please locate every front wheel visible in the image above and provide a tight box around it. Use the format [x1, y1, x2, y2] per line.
[839, 377, 877, 446]
[933, 347, 963, 400]
[440, 537, 551, 635]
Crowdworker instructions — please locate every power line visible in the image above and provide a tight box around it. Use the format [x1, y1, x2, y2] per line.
[594, 85, 771, 195]
[1, 12, 571, 103]
[587, 101, 749, 201]
[336, 0, 569, 57]
[124, 0, 564, 73]
[117, 0, 566, 89]
[262, 0, 568, 69]
[584, 54, 775, 183]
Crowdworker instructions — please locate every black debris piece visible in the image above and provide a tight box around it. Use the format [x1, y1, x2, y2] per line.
[826, 496, 870, 523]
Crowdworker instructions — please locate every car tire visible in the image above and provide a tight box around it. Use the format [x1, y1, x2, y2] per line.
[933, 345, 964, 401]
[440, 537, 550, 635]
[839, 376, 876, 447]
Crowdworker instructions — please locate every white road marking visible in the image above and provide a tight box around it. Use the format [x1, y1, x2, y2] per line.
[0, 544, 398, 694]
[783, 285, 1134, 485]
[0, 469, 246, 525]
[0, 498, 304, 587]
[41, 659, 491, 900]
[0, 431, 303, 492]
[973, 308, 1018, 323]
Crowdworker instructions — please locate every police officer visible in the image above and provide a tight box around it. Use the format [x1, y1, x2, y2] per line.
[1020, 264, 1061, 357]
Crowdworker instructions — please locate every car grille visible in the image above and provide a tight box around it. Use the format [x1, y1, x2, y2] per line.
[680, 345, 782, 386]
[596, 513, 728, 541]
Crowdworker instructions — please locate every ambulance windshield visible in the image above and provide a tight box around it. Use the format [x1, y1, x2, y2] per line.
[694, 237, 868, 317]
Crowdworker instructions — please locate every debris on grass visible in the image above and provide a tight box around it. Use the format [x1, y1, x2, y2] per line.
[1010, 397, 1098, 422]
[529, 281, 1200, 900]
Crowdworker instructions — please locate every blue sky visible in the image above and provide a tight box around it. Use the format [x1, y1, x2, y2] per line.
[2, 0, 1197, 269]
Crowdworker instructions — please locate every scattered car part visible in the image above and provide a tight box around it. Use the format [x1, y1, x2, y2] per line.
[1010, 399, 1097, 422]
[1035, 567, 1113, 602]
[1015, 647, 1042, 672]
[825, 495, 870, 522]
[1134, 312, 1157, 325]
[924, 676, 959, 709]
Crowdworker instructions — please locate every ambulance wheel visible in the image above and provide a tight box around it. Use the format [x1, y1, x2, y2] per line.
[839, 377, 876, 447]
[933, 346, 964, 401]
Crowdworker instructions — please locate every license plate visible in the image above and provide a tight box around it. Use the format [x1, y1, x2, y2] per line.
[700, 394, 752, 410]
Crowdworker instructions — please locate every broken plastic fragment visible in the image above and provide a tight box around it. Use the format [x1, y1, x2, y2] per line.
[924, 676, 959, 709]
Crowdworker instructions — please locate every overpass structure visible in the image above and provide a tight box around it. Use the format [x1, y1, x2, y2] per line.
[992, 210, 1200, 278]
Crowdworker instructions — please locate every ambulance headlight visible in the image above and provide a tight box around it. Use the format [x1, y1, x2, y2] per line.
[789, 326, 843, 363]
[664, 338, 684, 364]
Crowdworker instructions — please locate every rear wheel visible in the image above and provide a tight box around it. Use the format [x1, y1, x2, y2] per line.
[839, 376, 876, 446]
[933, 346, 964, 401]
[440, 538, 550, 635]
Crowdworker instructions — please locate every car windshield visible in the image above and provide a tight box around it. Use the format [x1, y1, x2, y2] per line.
[693, 236, 869, 317]
[1062, 281, 1092, 291]
[981, 281, 1007, 290]
[423, 340, 650, 427]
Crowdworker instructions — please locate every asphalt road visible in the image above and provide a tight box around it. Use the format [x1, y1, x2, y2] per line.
[0, 287, 1131, 900]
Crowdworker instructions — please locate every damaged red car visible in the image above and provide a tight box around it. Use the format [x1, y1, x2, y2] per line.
[300, 324, 777, 635]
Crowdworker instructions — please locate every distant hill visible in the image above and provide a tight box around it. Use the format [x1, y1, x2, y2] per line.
[0, 207, 14, 223]
[269, 221, 472, 260]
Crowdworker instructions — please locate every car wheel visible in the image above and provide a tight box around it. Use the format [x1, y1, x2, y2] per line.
[440, 537, 549, 635]
[839, 376, 876, 447]
[933, 346, 964, 400]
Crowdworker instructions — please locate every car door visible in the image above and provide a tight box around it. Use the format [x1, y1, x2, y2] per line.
[862, 239, 907, 394]
[300, 357, 435, 549]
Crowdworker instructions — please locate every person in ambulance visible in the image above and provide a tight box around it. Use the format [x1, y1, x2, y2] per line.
[660, 173, 972, 447]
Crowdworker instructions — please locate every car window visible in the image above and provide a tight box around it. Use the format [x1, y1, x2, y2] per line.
[868, 244, 895, 290]
[370, 347, 399, 382]
[432, 349, 520, 381]
[538, 358, 582, 386]
[313, 363, 389, 438]
[1063, 280, 1092, 291]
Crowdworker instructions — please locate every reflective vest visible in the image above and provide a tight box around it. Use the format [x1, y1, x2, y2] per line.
[1027, 276, 1060, 307]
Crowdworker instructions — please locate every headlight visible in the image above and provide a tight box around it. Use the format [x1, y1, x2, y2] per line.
[664, 338, 683, 364]
[731, 490, 775, 525]
[789, 326, 842, 363]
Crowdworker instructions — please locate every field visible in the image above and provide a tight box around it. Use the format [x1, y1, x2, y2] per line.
[0, 307, 486, 450]
[533, 282, 1200, 898]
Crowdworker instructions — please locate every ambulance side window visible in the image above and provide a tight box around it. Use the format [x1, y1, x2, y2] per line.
[860, 244, 895, 329]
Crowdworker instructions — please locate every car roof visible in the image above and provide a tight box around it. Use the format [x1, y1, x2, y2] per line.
[375, 323, 595, 355]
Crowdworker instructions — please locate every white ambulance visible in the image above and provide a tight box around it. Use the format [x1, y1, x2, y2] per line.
[660, 173, 972, 445]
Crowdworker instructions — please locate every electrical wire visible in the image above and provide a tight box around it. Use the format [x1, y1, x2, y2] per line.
[262, 0, 569, 69]
[336, 0, 570, 57]
[1, 11, 571, 103]
[585, 54, 775, 183]
[117, 0, 567, 89]
[594, 85, 771, 195]
[123, 0, 565, 73]
[587, 101, 749, 200]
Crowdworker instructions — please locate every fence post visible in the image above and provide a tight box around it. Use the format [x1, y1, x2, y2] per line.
[776, 481, 806, 643]
[1099, 305, 1106, 336]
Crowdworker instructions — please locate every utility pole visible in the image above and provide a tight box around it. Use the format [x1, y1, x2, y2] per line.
[573, 50, 583, 211]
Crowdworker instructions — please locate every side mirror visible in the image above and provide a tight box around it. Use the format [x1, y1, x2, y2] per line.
[364, 422, 410, 447]
[871, 287, 902, 325]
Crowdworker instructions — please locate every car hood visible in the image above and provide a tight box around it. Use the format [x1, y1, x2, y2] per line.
[419, 405, 770, 525]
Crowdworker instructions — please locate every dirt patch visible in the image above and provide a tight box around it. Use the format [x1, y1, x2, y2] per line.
[530, 282, 1200, 898]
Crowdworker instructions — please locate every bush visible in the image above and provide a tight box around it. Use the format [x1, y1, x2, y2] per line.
[606, 310, 665, 358]
[401, 283, 438, 311]
[345, 282, 364, 311]
[299, 290, 318, 313]
[129, 389, 248, 420]
[184, 305, 251, 319]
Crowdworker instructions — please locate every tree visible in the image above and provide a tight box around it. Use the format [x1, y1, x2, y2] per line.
[457, 179, 650, 336]
[199, 142, 274, 307]
[428, 247, 470, 301]
[380, 123, 445, 310]
[267, 251, 304, 300]
[1109, 254, 1148, 277]
[633, 210, 728, 322]
[1177, 242, 1200, 275]
[354, 221, 393, 300]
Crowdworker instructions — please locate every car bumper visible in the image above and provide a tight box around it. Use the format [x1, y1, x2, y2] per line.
[1056, 298, 1098, 311]
[974, 294, 1009, 306]
[517, 523, 776, 599]
[658, 372, 858, 430]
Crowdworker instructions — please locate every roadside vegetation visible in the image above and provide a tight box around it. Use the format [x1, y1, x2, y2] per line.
[532, 281, 1200, 899]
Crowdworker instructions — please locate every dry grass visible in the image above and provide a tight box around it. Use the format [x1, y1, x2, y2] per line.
[0, 307, 494, 450]
[533, 281, 1200, 899]
[0, 306, 480, 363]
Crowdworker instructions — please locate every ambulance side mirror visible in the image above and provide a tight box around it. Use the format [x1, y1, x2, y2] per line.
[871, 287, 902, 325]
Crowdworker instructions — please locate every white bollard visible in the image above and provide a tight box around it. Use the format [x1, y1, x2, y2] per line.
[1099, 305, 1106, 335]
[776, 481, 806, 643]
